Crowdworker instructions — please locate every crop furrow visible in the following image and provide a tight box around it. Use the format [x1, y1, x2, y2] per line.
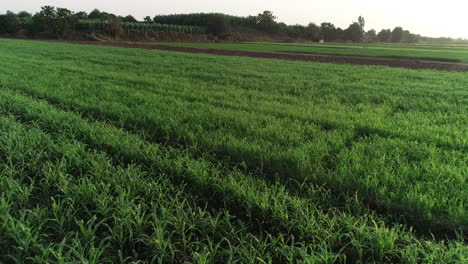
[1, 53, 466, 126]
[2, 89, 467, 262]
[0, 115, 326, 263]
[2, 64, 464, 153]
[1, 38, 468, 263]
[4, 83, 467, 235]
[1, 88, 466, 242]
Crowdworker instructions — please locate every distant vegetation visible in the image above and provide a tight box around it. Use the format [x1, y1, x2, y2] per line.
[153, 12, 467, 43]
[0, 6, 204, 40]
[1, 6, 467, 43]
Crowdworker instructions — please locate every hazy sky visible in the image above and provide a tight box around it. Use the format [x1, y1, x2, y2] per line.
[2, 0, 467, 39]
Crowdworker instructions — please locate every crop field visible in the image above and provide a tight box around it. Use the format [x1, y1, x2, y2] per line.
[0, 38, 467, 263]
[150, 42, 468, 63]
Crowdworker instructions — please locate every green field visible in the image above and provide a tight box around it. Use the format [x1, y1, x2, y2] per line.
[150, 42, 468, 63]
[0, 38, 467, 263]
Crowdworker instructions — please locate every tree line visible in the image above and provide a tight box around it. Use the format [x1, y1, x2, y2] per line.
[153, 12, 425, 43]
[0, 6, 465, 43]
[0, 6, 142, 38]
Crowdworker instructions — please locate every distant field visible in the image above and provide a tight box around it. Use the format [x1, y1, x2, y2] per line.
[150, 42, 468, 62]
[0, 38, 467, 263]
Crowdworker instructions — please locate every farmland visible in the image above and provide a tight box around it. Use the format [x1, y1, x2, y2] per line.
[0, 38, 467, 263]
[150, 42, 468, 63]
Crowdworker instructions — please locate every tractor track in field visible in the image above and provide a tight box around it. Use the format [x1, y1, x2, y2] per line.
[45, 40, 468, 72]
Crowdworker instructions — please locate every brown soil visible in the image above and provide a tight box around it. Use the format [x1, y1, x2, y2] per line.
[47, 40, 468, 72]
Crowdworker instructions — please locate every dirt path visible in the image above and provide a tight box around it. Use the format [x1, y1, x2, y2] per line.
[49, 40, 468, 72]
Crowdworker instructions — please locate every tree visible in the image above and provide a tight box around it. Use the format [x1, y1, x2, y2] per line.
[206, 14, 231, 37]
[88, 9, 101, 20]
[243, 15, 258, 27]
[144, 16, 152, 23]
[256, 11, 278, 33]
[0, 11, 19, 34]
[400, 30, 420, 43]
[55, 8, 78, 37]
[286, 24, 307, 39]
[17, 11, 32, 18]
[30, 12, 47, 34]
[358, 16, 366, 44]
[123, 15, 137, 23]
[344, 22, 363, 42]
[336, 27, 345, 41]
[391, 26, 403, 42]
[306, 23, 320, 41]
[40, 6, 56, 20]
[30, 6, 78, 37]
[75, 11, 88, 20]
[366, 29, 377, 42]
[377, 29, 391, 42]
[407, 33, 420, 43]
[320, 22, 336, 41]
[30, 6, 56, 35]
[358, 16, 365, 33]
[88, 9, 116, 21]
[100, 12, 116, 21]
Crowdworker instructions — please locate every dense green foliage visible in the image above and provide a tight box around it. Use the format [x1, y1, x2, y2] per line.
[153, 12, 392, 42]
[76, 20, 204, 35]
[30, 6, 79, 37]
[0, 7, 203, 38]
[151, 12, 458, 43]
[0, 11, 21, 34]
[0, 38, 467, 263]
[150, 42, 468, 62]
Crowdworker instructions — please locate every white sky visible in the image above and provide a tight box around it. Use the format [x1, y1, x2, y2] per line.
[2, 0, 467, 39]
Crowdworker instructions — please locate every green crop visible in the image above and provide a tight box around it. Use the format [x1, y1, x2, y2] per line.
[149, 42, 468, 63]
[0, 38, 466, 263]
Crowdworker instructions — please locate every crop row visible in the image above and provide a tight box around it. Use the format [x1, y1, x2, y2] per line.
[0, 40, 466, 231]
[0, 113, 316, 263]
[0, 88, 466, 263]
